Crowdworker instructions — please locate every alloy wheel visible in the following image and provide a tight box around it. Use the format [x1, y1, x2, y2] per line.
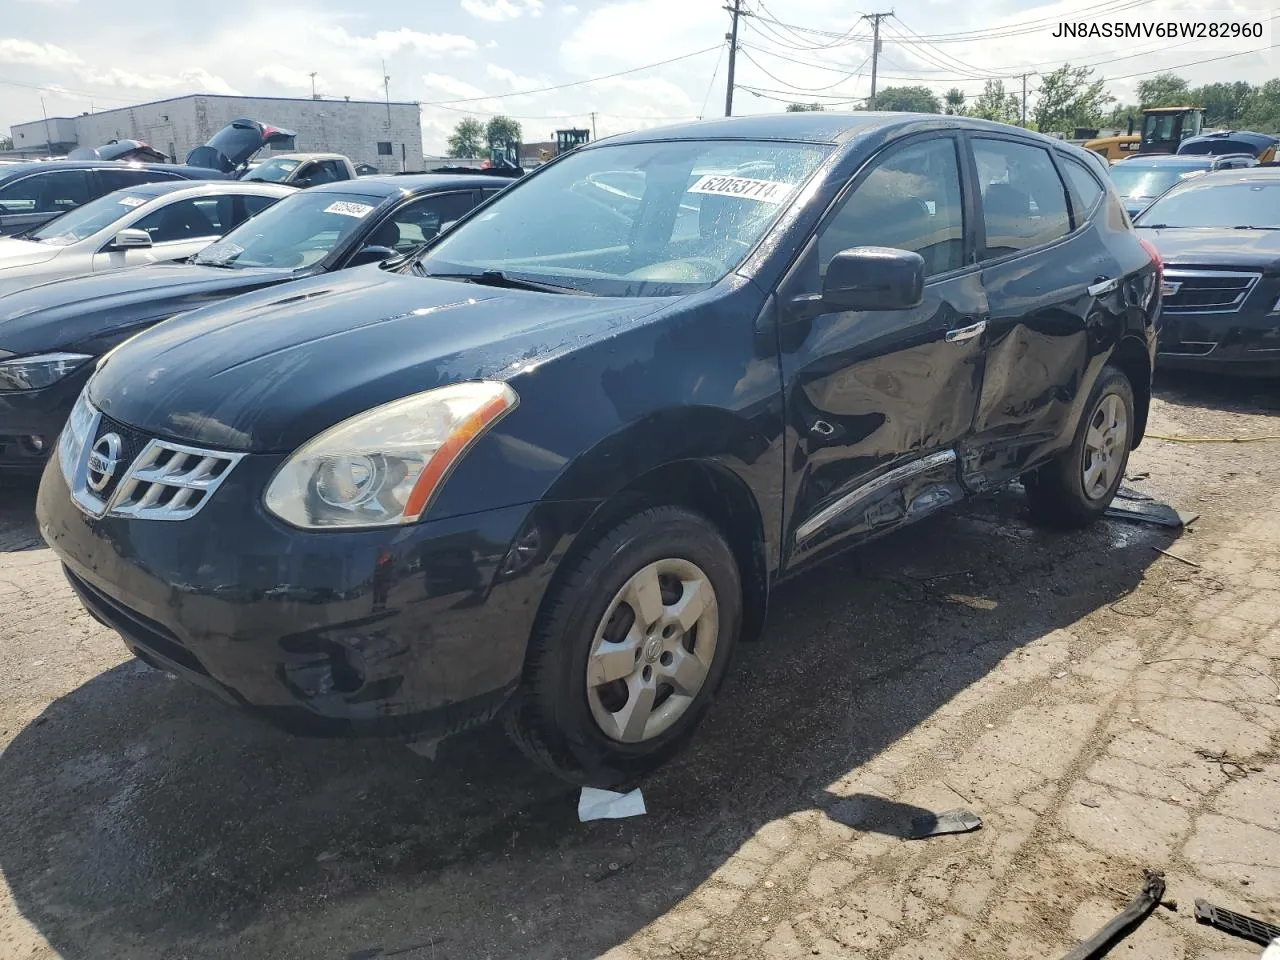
[1081, 392, 1129, 501]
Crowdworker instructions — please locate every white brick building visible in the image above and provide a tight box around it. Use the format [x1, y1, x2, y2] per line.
[9, 94, 424, 173]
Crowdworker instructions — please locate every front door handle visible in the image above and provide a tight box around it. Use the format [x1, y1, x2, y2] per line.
[1088, 276, 1119, 297]
[945, 319, 987, 343]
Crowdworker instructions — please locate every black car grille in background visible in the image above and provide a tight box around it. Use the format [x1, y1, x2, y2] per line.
[1163, 270, 1260, 313]
[89, 413, 151, 502]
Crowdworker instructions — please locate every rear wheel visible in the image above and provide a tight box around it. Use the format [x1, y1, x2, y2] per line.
[1024, 364, 1134, 529]
[503, 506, 742, 785]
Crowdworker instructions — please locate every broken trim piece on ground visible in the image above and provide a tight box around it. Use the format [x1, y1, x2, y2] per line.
[1061, 870, 1166, 960]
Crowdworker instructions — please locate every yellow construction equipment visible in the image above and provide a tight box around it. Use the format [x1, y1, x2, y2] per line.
[1084, 107, 1205, 163]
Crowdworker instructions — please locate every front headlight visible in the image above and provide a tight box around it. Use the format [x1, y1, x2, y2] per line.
[58, 389, 96, 487]
[263, 381, 519, 529]
[0, 352, 93, 391]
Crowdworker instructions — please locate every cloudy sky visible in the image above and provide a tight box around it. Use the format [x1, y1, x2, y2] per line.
[1, 0, 1275, 153]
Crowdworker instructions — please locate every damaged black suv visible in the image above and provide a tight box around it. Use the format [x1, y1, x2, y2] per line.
[38, 114, 1160, 785]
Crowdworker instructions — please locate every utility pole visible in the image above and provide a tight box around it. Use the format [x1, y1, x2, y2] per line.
[1020, 72, 1030, 126]
[724, 0, 741, 117]
[309, 72, 318, 100]
[864, 11, 892, 110]
[382, 60, 392, 125]
[590, 111, 597, 139]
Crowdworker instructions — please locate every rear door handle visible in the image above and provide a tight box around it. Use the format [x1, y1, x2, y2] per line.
[945, 319, 987, 343]
[1088, 276, 1119, 297]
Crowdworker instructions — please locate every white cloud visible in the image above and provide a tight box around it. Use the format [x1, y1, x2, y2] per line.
[0, 37, 82, 66]
[254, 65, 317, 92]
[316, 26, 477, 57]
[485, 63, 541, 89]
[461, 0, 544, 22]
[560, 3, 579, 13]
[75, 66, 239, 96]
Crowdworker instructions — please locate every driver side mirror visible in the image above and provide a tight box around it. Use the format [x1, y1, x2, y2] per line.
[111, 228, 153, 250]
[350, 244, 396, 267]
[822, 246, 924, 311]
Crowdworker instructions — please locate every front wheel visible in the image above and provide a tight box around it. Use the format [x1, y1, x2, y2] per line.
[503, 506, 742, 786]
[1024, 364, 1135, 530]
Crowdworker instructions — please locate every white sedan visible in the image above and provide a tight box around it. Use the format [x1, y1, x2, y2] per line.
[0, 180, 294, 297]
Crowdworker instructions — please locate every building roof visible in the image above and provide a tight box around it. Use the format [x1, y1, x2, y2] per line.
[59, 93, 419, 118]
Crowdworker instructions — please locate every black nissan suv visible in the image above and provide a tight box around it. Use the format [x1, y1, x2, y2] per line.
[38, 114, 1161, 785]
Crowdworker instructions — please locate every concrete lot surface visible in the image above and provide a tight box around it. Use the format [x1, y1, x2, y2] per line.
[1, 374, 1277, 960]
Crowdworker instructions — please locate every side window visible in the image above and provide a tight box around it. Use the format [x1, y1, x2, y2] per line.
[309, 161, 346, 185]
[98, 169, 179, 194]
[376, 142, 393, 156]
[972, 138, 1070, 258]
[133, 197, 223, 243]
[367, 192, 479, 253]
[1061, 157, 1105, 221]
[0, 170, 91, 215]
[817, 137, 966, 279]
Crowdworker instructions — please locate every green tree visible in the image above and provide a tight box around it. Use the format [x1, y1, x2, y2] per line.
[943, 88, 966, 116]
[446, 117, 484, 158]
[970, 80, 1020, 125]
[1033, 63, 1113, 134]
[1241, 78, 1280, 132]
[1137, 72, 1192, 107]
[1194, 81, 1254, 126]
[485, 115, 522, 148]
[0, 136, 12, 151]
[786, 102, 824, 112]
[870, 85, 941, 113]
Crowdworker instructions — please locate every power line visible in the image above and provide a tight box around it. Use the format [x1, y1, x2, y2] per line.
[420, 45, 722, 105]
[700, 40, 728, 118]
[737, 46, 869, 94]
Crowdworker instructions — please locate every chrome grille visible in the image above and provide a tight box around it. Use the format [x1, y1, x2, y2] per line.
[63, 395, 242, 521]
[1162, 269, 1260, 314]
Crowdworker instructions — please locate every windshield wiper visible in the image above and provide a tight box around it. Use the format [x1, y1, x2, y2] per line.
[1233, 225, 1280, 230]
[419, 270, 594, 296]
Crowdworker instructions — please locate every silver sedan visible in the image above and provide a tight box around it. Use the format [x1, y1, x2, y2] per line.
[0, 180, 295, 297]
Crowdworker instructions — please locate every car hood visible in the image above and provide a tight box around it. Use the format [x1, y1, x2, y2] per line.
[0, 236, 60, 270]
[89, 266, 670, 453]
[1137, 227, 1280, 272]
[0, 263, 294, 356]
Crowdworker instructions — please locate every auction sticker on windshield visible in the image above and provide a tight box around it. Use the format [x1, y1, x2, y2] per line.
[117, 197, 147, 208]
[687, 175, 795, 204]
[324, 201, 375, 219]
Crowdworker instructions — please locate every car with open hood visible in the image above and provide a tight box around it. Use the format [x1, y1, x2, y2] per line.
[0, 173, 501, 469]
[37, 113, 1159, 785]
[0, 180, 292, 298]
[1134, 166, 1280, 375]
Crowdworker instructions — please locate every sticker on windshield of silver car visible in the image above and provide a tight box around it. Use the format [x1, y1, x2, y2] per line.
[324, 201, 375, 218]
[117, 196, 147, 208]
[687, 175, 794, 204]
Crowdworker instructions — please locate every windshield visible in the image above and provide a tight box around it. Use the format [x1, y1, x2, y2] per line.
[1136, 179, 1280, 229]
[417, 139, 831, 296]
[243, 158, 301, 183]
[193, 190, 381, 269]
[26, 190, 154, 245]
[1110, 163, 1206, 200]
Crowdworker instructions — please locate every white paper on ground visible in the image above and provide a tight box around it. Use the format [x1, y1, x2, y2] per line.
[1260, 938, 1280, 960]
[578, 786, 646, 822]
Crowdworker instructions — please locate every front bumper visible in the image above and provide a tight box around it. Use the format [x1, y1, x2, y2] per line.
[1157, 309, 1280, 377]
[0, 363, 93, 470]
[37, 451, 595, 740]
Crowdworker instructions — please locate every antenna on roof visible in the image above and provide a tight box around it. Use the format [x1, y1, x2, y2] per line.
[383, 60, 392, 126]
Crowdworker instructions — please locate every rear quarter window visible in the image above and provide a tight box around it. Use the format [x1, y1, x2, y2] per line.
[1061, 156, 1106, 222]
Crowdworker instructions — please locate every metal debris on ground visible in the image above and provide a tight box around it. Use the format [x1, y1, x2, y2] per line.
[578, 786, 646, 822]
[1194, 899, 1280, 946]
[1105, 489, 1199, 529]
[907, 809, 982, 840]
[1061, 869, 1166, 960]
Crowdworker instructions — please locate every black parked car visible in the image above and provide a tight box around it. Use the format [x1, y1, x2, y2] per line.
[37, 114, 1160, 784]
[1135, 167, 1280, 376]
[0, 161, 223, 236]
[0, 174, 503, 469]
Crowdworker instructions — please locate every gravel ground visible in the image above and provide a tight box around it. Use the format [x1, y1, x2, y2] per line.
[0, 372, 1277, 960]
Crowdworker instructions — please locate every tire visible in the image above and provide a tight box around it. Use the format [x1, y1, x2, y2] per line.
[503, 506, 743, 786]
[1024, 364, 1135, 530]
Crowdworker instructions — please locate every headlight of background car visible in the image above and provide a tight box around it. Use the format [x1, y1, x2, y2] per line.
[263, 381, 519, 529]
[57, 389, 96, 487]
[0, 352, 92, 391]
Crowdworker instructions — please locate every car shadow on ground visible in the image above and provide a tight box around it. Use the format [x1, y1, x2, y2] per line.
[1153, 369, 1280, 414]
[0, 486, 1178, 960]
[0, 474, 43, 553]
